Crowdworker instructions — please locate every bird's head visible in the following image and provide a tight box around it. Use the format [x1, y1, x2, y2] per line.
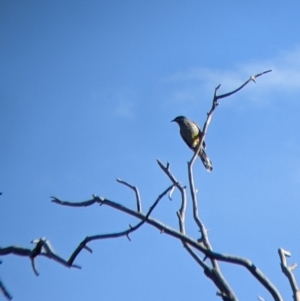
[171, 116, 187, 124]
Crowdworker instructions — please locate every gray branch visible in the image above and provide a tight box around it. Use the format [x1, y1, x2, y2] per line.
[0, 277, 12, 300]
[51, 195, 282, 301]
[1, 70, 281, 301]
[157, 159, 187, 234]
[64, 184, 174, 266]
[278, 248, 300, 301]
[116, 178, 142, 212]
[182, 72, 274, 299]
[0, 184, 173, 280]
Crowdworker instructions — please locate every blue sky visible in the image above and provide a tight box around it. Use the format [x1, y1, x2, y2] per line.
[1, 1, 300, 300]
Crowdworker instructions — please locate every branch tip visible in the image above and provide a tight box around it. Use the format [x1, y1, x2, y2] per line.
[0, 278, 13, 300]
[168, 186, 175, 201]
[250, 76, 256, 83]
[50, 196, 60, 203]
[289, 263, 297, 271]
[83, 246, 93, 253]
[30, 258, 39, 276]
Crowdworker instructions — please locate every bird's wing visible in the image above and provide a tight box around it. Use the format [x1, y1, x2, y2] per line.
[181, 132, 205, 151]
[194, 123, 206, 149]
[181, 134, 195, 150]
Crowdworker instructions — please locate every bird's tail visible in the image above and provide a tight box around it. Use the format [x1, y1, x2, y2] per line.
[199, 149, 213, 172]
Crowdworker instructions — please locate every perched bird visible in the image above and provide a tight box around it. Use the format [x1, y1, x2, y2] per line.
[172, 116, 213, 172]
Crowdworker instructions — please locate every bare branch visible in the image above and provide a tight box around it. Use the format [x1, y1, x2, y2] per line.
[168, 185, 175, 201]
[0, 239, 82, 273]
[157, 162, 231, 298]
[52, 196, 282, 301]
[1, 184, 173, 284]
[51, 196, 98, 207]
[157, 159, 187, 234]
[30, 258, 39, 276]
[159, 160, 236, 299]
[7, 195, 279, 301]
[190, 69, 272, 167]
[183, 243, 237, 301]
[2, 70, 278, 300]
[184, 70, 273, 292]
[0, 246, 32, 257]
[206, 251, 283, 301]
[187, 71, 273, 234]
[278, 248, 300, 301]
[0, 278, 12, 300]
[116, 178, 142, 212]
[216, 70, 272, 101]
[182, 242, 207, 269]
[57, 184, 174, 267]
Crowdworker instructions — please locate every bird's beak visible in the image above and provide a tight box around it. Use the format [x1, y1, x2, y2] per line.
[171, 118, 176, 122]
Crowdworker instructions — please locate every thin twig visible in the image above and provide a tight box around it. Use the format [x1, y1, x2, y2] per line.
[278, 248, 300, 301]
[51, 196, 98, 207]
[116, 178, 142, 212]
[157, 159, 187, 234]
[216, 70, 272, 100]
[183, 242, 237, 301]
[0, 278, 12, 300]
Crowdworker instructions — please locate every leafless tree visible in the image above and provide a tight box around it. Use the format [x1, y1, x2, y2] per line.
[2, 70, 299, 301]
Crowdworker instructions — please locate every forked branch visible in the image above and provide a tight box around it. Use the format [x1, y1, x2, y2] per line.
[184, 70, 274, 300]
[64, 183, 174, 266]
[187, 71, 272, 252]
[0, 184, 173, 300]
[2, 70, 286, 301]
[278, 248, 300, 301]
[116, 178, 142, 212]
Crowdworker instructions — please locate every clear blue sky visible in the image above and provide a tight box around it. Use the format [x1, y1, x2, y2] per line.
[1, 1, 300, 300]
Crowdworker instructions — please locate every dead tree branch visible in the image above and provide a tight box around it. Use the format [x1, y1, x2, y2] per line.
[116, 178, 142, 212]
[181, 71, 272, 299]
[190, 69, 272, 169]
[51, 194, 282, 301]
[65, 184, 174, 266]
[1, 191, 282, 301]
[278, 248, 300, 301]
[0, 276, 12, 301]
[158, 159, 237, 300]
[157, 159, 187, 234]
[0, 184, 173, 282]
[187, 70, 272, 249]
[0, 238, 81, 275]
[2, 70, 285, 301]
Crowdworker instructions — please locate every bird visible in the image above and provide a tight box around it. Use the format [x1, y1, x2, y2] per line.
[171, 116, 213, 172]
